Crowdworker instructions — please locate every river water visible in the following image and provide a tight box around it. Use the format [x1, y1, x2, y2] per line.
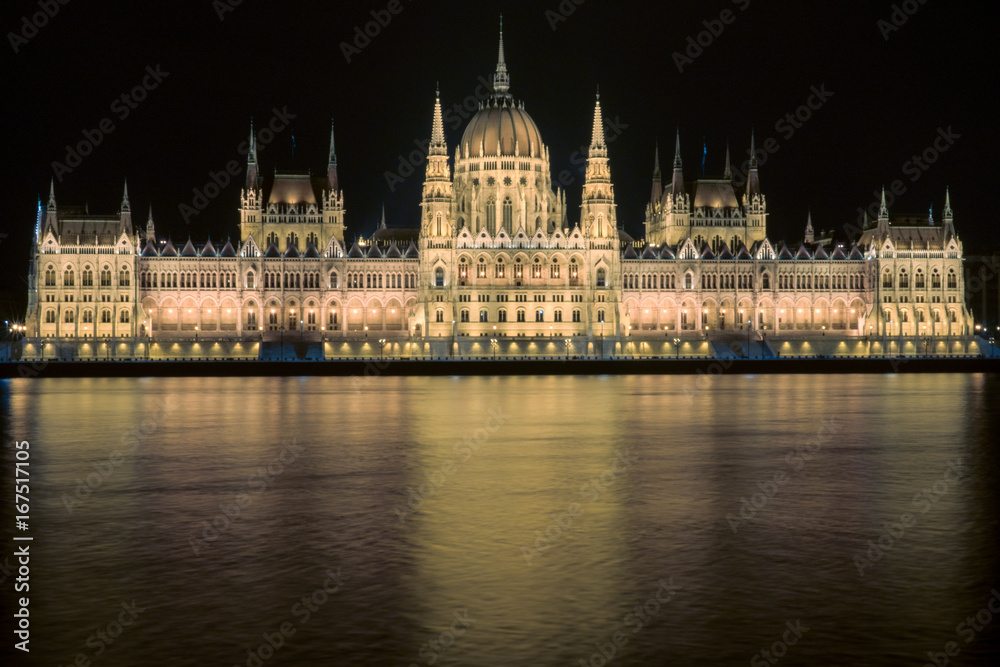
[1, 374, 999, 666]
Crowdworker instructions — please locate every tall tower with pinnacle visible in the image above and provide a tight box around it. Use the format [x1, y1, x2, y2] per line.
[421, 86, 453, 240]
[581, 91, 617, 239]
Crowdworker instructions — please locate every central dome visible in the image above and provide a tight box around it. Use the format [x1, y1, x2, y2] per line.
[461, 98, 544, 159]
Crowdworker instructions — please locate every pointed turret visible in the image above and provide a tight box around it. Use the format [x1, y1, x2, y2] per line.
[876, 187, 890, 235]
[246, 120, 259, 190]
[146, 206, 156, 243]
[723, 142, 732, 181]
[492, 15, 510, 98]
[380, 205, 387, 230]
[430, 86, 447, 156]
[581, 91, 616, 239]
[327, 118, 339, 192]
[589, 89, 607, 158]
[650, 141, 662, 204]
[119, 180, 133, 235]
[671, 130, 684, 194]
[804, 210, 814, 244]
[747, 131, 760, 198]
[421, 86, 454, 239]
[121, 180, 131, 212]
[943, 188, 954, 237]
[47, 179, 57, 211]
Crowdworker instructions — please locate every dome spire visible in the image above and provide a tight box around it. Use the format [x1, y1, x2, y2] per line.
[493, 15, 510, 97]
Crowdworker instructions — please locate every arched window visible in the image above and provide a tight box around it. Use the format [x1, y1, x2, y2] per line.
[898, 269, 908, 289]
[947, 270, 957, 289]
[931, 270, 941, 289]
[436, 310, 444, 323]
[45, 310, 55, 323]
[119, 310, 130, 323]
[480, 310, 489, 323]
[246, 272, 255, 289]
[486, 197, 496, 234]
[596, 268, 606, 288]
[684, 273, 693, 290]
[516, 310, 526, 323]
[883, 271, 893, 289]
[915, 270, 925, 289]
[435, 213, 443, 237]
[64, 269, 75, 286]
[460, 309, 470, 323]
[330, 272, 338, 289]
[498, 309, 507, 322]
[435, 268, 445, 287]
[64, 310, 75, 323]
[502, 197, 513, 230]
[536, 309, 544, 322]
[478, 258, 487, 279]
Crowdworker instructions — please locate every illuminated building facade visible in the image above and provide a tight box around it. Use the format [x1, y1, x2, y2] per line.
[20, 27, 978, 360]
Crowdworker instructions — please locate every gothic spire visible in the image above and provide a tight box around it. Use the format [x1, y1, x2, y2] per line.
[943, 188, 955, 236]
[493, 15, 510, 97]
[723, 142, 732, 180]
[671, 129, 684, 194]
[380, 205, 387, 230]
[121, 179, 131, 212]
[650, 141, 663, 204]
[146, 205, 156, 242]
[327, 118, 339, 191]
[747, 130, 760, 198]
[430, 86, 447, 156]
[879, 187, 889, 219]
[246, 119, 259, 190]
[589, 89, 606, 156]
[804, 210, 814, 244]
[47, 179, 56, 210]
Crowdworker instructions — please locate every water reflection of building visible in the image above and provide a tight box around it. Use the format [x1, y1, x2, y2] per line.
[19, 24, 979, 361]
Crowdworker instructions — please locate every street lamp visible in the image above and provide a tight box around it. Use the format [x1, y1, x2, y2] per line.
[564, 337, 571, 360]
[378, 338, 387, 361]
[673, 337, 681, 360]
[490, 337, 498, 360]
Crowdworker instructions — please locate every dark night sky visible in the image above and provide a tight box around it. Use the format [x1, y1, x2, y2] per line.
[1, 0, 997, 318]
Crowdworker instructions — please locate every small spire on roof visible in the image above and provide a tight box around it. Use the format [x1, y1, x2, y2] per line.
[723, 142, 732, 180]
[121, 179, 131, 211]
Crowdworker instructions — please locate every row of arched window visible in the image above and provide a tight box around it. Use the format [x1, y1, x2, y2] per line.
[44, 309, 129, 324]
[44, 267, 126, 288]
[140, 272, 236, 289]
[448, 308, 585, 324]
[883, 268, 957, 290]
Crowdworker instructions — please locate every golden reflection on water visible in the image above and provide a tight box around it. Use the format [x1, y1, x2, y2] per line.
[2, 374, 998, 666]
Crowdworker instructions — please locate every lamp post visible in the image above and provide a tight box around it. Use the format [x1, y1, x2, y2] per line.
[673, 337, 680, 360]
[564, 338, 571, 360]
[491, 337, 498, 360]
[378, 338, 387, 362]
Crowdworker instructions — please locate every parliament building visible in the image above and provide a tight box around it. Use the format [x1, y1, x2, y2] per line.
[19, 27, 978, 361]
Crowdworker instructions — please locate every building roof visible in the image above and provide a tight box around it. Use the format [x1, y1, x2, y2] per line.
[690, 179, 740, 209]
[461, 98, 543, 158]
[266, 173, 323, 206]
